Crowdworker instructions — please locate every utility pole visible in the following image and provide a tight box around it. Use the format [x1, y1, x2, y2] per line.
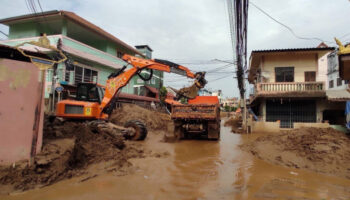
[226, 0, 249, 132]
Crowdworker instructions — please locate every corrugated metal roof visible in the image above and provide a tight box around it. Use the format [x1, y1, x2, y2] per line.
[252, 47, 335, 53]
[0, 10, 143, 57]
[326, 89, 350, 101]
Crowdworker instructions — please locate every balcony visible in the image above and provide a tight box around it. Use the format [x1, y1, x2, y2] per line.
[257, 82, 324, 93]
[251, 82, 325, 100]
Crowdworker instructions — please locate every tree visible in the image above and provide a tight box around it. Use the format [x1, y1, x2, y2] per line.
[159, 86, 167, 105]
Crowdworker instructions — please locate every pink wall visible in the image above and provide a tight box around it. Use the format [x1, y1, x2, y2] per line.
[0, 59, 44, 164]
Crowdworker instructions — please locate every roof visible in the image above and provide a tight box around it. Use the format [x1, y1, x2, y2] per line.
[0, 10, 143, 56]
[117, 92, 159, 103]
[248, 47, 336, 82]
[135, 45, 153, 52]
[61, 44, 122, 69]
[0, 43, 50, 61]
[144, 85, 158, 94]
[251, 47, 335, 54]
[326, 89, 350, 101]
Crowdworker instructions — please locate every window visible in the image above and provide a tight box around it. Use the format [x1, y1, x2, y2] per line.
[337, 77, 342, 86]
[275, 67, 294, 82]
[329, 80, 334, 88]
[305, 71, 316, 82]
[67, 64, 98, 85]
[134, 87, 139, 95]
[137, 78, 143, 83]
[75, 66, 83, 84]
[327, 52, 338, 74]
[151, 78, 155, 84]
[117, 51, 123, 58]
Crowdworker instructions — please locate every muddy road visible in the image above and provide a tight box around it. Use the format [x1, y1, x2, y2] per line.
[2, 121, 350, 200]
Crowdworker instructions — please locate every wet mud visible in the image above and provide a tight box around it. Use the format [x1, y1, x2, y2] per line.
[241, 127, 350, 179]
[110, 104, 172, 130]
[1, 117, 350, 199]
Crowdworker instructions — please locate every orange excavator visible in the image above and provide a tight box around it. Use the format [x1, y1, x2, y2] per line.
[56, 54, 207, 140]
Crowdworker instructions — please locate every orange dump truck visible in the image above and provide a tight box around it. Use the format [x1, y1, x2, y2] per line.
[171, 96, 221, 140]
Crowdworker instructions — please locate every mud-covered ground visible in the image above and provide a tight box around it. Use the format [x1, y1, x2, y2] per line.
[241, 127, 350, 179]
[0, 104, 172, 194]
[224, 114, 243, 133]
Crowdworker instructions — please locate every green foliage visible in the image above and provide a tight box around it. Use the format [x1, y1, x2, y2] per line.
[180, 97, 188, 104]
[223, 105, 237, 112]
[159, 86, 167, 104]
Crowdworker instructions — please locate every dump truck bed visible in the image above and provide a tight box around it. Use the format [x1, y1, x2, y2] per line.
[171, 96, 221, 140]
[171, 104, 219, 120]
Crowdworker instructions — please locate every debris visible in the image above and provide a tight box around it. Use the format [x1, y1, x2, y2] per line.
[224, 114, 243, 134]
[241, 127, 350, 178]
[110, 104, 172, 131]
[0, 117, 144, 193]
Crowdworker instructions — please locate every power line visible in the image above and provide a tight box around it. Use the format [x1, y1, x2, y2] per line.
[0, 30, 9, 37]
[250, 1, 333, 44]
[37, 0, 44, 14]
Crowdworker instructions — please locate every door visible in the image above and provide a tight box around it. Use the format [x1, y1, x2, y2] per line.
[304, 71, 316, 82]
[266, 100, 316, 128]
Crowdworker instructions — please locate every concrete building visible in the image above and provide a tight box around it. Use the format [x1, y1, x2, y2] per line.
[222, 97, 238, 108]
[132, 45, 164, 96]
[211, 90, 223, 104]
[247, 46, 349, 131]
[327, 51, 349, 90]
[0, 10, 156, 100]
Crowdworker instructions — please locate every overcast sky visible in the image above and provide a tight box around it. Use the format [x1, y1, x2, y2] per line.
[1, 0, 350, 97]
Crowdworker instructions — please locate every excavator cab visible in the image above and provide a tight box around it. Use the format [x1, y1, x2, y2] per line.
[76, 83, 105, 104]
[56, 83, 109, 120]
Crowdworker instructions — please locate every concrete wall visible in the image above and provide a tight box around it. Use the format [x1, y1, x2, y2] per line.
[294, 122, 330, 129]
[317, 52, 329, 83]
[0, 59, 44, 163]
[316, 100, 345, 122]
[251, 121, 280, 133]
[328, 71, 349, 90]
[262, 53, 318, 83]
[251, 121, 330, 133]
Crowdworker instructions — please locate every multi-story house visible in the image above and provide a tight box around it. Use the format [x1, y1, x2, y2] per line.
[247, 46, 348, 131]
[133, 45, 164, 96]
[0, 10, 159, 101]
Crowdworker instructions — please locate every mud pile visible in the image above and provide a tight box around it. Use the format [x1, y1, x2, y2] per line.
[0, 119, 144, 193]
[241, 127, 350, 178]
[110, 104, 172, 130]
[224, 114, 243, 133]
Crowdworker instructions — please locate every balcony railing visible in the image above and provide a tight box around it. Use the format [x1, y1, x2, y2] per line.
[256, 82, 324, 94]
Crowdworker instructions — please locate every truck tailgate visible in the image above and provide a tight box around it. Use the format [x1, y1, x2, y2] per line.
[171, 104, 219, 120]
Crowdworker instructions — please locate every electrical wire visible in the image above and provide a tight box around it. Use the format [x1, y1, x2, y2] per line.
[249, 1, 333, 44]
[0, 30, 9, 37]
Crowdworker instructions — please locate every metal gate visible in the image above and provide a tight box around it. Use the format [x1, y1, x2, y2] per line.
[266, 99, 316, 128]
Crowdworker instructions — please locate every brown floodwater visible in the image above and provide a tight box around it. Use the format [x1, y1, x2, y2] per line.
[2, 121, 350, 200]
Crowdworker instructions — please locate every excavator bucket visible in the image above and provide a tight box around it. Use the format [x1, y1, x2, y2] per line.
[173, 72, 207, 99]
[335, 38, 350, 80]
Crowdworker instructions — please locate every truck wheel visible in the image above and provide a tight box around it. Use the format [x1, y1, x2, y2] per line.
[174, 122, 184, 140]
[124, 120, 148, 141]
[207, 121, 220, 140]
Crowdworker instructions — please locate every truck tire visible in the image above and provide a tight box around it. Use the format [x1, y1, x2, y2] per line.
[124, 120, 148, 141]
[207, 121, 220, 140]
[174, 121, 184, 140]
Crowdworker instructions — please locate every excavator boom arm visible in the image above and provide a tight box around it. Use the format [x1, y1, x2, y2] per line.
[100, 54, 206, 114]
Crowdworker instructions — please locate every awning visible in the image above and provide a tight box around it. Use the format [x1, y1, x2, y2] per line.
[165, 99, 181, 105]
[144, 85, 158, 94]
[61, 44, 123, 69]
[326, 89, 350, 101]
